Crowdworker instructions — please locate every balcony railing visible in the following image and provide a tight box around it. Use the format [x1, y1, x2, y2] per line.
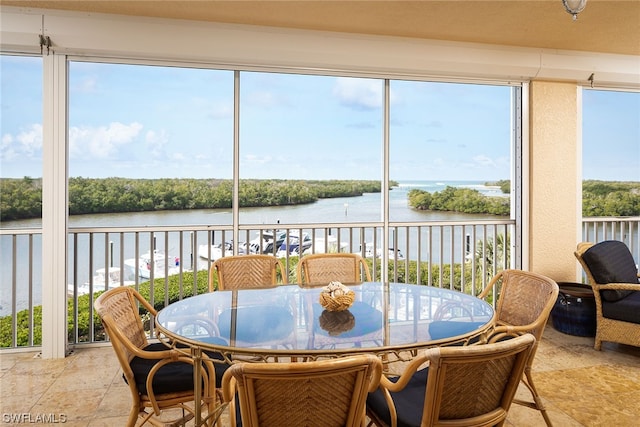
[1, 217, 638, 350]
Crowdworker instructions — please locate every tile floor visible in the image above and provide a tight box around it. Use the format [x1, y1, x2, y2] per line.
[1, 325, 639, 426]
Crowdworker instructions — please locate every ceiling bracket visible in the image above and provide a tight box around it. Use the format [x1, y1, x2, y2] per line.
[39, 34, 52, 55]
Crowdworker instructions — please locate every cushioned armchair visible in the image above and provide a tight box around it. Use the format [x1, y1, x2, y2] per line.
[94, 287, 228, 427]
[574, 240, 640, 350]
[223, 354, 382, 427]
[366, 333, 536, 427]
[476, 269, 558, 427]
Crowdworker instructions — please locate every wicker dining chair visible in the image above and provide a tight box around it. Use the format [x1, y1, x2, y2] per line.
[296, 253, 372, 285]
[222, 354, 383, 427]
[366, 333, 536, 427]
[94, 286, 226, 427]
[477, 269, 559, 427]
[574, 241, 640, 350]
[210, 255, 296, 358]
[210, 254, 288, 291]
[295, 253, 382, 351]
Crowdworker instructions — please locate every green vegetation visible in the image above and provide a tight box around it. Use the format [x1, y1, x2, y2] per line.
[1, 255, 495, 347]
[2, 177, 639, 222]
[582, 180, 640, 216]
[408, 186, 511, 216]
[0, 177, 392, 221]
[0, 269, 212, 347]
[410, 181, 640, 217]
[0, 177, 42, 221]
[486, 179, 510, 194]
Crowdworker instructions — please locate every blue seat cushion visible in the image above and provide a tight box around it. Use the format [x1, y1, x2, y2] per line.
[602, 291, 640, 324]
[128, 342, 229, 395]
[582, 241, 639, 302]
[367, 368, 429, 427]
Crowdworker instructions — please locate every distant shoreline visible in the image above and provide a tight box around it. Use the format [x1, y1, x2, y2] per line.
[1, 178, 639, 222]
[0, 177, 395, 222]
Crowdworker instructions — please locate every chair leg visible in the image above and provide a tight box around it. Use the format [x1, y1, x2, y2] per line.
[594, 334, 602, 351]
[126, 406, 139, 427]
[513, 369, 553, 427]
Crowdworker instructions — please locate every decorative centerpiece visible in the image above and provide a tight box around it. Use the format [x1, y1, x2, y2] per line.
[319, 309, 355, 336]
[319, 281, 355, 311]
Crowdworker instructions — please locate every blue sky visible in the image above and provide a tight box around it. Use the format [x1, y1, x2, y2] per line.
[1, 55, 639, 182]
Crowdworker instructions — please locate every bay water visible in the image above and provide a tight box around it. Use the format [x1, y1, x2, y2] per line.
[1, 180, 504, 315]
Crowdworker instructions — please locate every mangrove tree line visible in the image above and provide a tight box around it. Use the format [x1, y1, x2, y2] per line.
[1, 177, 639, 222]
[407, 180, 640, 217]
[0, 177, 390, 221]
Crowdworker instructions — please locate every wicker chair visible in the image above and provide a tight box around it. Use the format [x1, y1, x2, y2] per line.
[296, 253, 372, 285]
[477, 269, 558, 427]
[574, 241, 640, 350]
[366, 333, 536, 427]
[210, 254, 288, 291]
[210, 255, 295, 356]
[222, 354, 383, 427]
[295, 253, 381, 350]
[94, 286, 225, 427]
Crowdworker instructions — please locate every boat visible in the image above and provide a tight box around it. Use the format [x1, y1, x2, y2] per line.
[68, 266, 135, 296]
[197, 241, 233, 261]
[306, 236, 350, 254]
[125, 250, 183, 279]
[239, 230, 311, 256]
[357, 243, 405, 260]
[275, 238, 312, 258]
[238, 232, 276, 255]
[274, 232, 312, 258]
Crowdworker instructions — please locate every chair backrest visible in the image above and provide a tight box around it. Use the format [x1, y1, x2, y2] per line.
[210, 254, 287, 291]
[420, 333, 536, 426]
[296, 253, 372, 285]
[95, 286, 219, 424]
[94, 286, 161, 403]
[479, 269, 559, 343]
[94, 286, 155, 363]
[575, 240, 639, 301]
[222, 354, 382, 427]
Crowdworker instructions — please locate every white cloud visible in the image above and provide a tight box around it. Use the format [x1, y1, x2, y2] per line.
[244, 154, 273, 165]
[473, 154, 496, 168]
[75, 76, 98, 93]
[69, 122, 143, 159]
[0, 124, 43, 161]
[1, 133, 16, 160]
[145, 129, 169, 158]
[333, 78, 383, 111]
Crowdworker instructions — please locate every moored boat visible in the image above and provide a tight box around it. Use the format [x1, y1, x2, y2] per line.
[67, 266, 135, 296]
[124, 250, 183, 279]
[198, 241, 233, 261]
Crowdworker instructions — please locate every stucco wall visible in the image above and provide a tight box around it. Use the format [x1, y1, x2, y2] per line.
[529, 81, 582, 282]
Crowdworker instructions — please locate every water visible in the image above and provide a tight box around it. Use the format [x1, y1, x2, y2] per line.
[1, 180, 505, 315]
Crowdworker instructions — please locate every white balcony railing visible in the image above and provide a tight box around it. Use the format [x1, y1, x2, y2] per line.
[1, 217, 638, 350]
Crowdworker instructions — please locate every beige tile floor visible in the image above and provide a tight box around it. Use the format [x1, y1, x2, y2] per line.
[1, 325, 639, 426]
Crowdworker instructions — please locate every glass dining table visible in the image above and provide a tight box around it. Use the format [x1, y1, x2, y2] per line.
[155, 281, 495, 424]
[156, 281, 495, 361]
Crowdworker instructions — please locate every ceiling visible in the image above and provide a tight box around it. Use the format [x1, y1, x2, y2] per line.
[1, 0, 639, 56]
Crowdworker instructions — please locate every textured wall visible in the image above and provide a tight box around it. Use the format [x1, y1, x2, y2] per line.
[529, 81, 581, 282]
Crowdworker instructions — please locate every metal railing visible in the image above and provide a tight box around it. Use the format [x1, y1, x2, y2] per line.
[1, 216, 638, 350]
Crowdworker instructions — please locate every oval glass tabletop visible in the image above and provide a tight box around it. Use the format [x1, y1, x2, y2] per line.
[156, 282, 495, 359]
